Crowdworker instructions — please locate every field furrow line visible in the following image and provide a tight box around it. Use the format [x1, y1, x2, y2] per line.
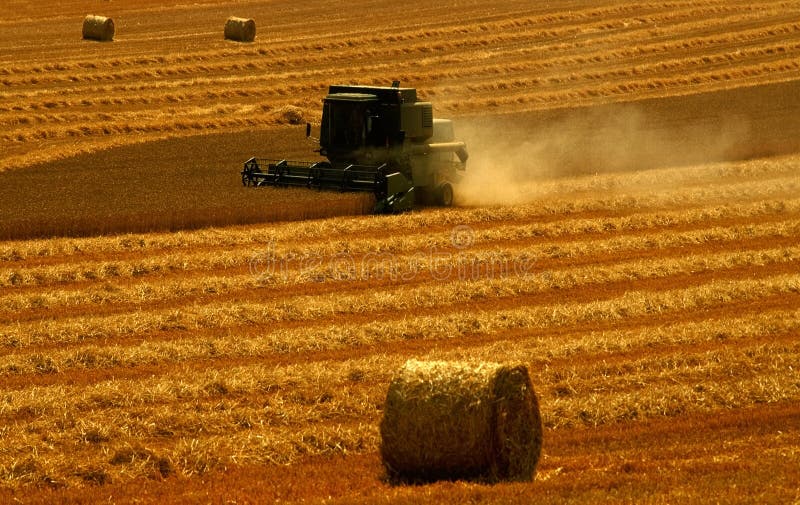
[0, 320, 796, 485]
[10, 11, 787, 82]
[2, 284, 796, 387]
[0, 111, 303, 145]
[440, 56, 800, 113]
[1, 247, 797, 352]
[6, 21, 800, 126]
[453, 38, 800, 93]
[2, 196, 798, 290]
[3, 305, 797, 418]
[1, 220, 797, 320]
[0, 74, 328, 106]
[0, 1, 751, 76]
[1, 5, 792, 101]
[542, 352, 800, 429]
[5, 350, 792, 481]
[6, 23, 799, 121]
[2, 173, 797, 265]
[0, 283, 797, 386]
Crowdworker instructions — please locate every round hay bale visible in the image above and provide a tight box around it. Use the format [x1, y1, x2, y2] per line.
[380, 359, 543, 483]
[82, 15, 115, 42]
[224, 16, 256, 42]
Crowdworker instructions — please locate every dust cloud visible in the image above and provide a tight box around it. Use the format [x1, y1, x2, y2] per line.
[453, 102, 750, 206]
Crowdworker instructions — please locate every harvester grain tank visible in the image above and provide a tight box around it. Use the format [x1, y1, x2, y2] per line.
[241, 82, 468, 212]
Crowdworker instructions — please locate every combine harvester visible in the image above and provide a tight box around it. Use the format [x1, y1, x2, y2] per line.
[241, 82, 468, 212]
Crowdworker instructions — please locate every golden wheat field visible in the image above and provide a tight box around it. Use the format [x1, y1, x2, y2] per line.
[1, 0, 800, 503]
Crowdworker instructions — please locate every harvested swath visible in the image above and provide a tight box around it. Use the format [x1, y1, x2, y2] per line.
[82, 15, 115, 42]
[224, 17, 256, 43]
[380, 359, 542, 483]
[275, 105, 305, 125]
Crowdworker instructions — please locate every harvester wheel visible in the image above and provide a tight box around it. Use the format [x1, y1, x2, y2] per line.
[437, 182, 454, 207]
[242, 173, 250, 186]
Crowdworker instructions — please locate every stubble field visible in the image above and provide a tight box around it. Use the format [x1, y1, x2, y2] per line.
[1, 0, 799, 503]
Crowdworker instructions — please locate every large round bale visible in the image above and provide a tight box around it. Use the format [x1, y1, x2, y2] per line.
[224, 16, 256, 42]
[380, 359, 543, 483]
[82, 15, 115, 42]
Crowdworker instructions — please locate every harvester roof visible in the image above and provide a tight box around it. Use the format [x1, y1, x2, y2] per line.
[327, 84, 417, 104]
[324, 92, 379, 102]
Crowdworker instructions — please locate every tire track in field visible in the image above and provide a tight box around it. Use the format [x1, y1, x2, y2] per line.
[2, 180, 797, 270]
[2, 249, 797, 364]
[1, 289, 798, 392]
[1, 223, 797, 324]
[1, 193, 796, 296]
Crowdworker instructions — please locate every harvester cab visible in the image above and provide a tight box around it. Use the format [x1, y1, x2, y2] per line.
[241, 83, 468, 213]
